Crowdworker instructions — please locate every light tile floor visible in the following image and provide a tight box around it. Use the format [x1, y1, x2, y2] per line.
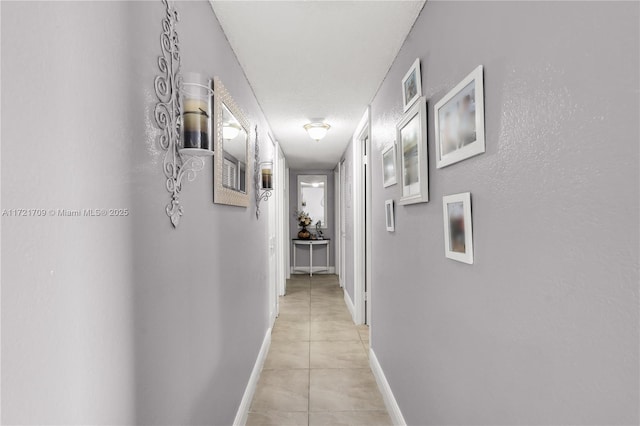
[247, 274, 391, 426]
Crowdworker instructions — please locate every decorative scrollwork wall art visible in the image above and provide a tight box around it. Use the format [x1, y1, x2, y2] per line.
[153, 0, 207, 228]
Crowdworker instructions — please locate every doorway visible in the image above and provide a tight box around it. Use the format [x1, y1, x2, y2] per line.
[268, 138, 289, 326]
[338, 160, 346, 288]
[353, 109, 371, 326]
[268, 136, 279, 326]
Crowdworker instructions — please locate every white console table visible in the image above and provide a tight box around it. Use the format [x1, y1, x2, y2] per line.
[292, 239, 330, 277]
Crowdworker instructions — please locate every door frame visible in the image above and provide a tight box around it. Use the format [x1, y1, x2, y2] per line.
[283, 167, 291, 286]
[267, 137, 289, 325]
[276, 142, 288, 295]
[339, 160, 346, 289]
[268, 135, 279, 326]
[279, 147, 289, 292]
[335, 165, 342, 287]
[352, 107, 372, 325]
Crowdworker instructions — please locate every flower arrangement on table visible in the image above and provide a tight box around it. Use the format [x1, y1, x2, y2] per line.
[295, 210, 312, 239]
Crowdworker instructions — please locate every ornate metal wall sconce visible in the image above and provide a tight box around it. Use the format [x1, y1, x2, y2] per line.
[153, 0, 212, 228]
[254, 126, 274, 219]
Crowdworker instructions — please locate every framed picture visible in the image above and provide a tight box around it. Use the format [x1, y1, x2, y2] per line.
[381, 143, 397, 187]
[401, 58, 422, 112]
[397, 96, 428, 205]
[385, 199, 395, 232]
[434, 65, 485, 168]
[442, 192, 474, 264]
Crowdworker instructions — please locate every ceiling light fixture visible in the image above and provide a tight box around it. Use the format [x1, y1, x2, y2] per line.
[223, 122, 241, 140]
[304, 122, 331, 142]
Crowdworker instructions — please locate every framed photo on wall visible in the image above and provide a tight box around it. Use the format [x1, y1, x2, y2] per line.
[381, 143, 397, 188]
[442, 192, 474, 264]
[434, 65, 485, 168]
[397, 96, 428, 205]
[385, 199, 395, 232]
[401, 58, 422, 112]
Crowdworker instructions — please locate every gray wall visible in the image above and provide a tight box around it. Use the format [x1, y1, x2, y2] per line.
[2, 1, 272, 424]
[355, 1, 638, 424]
[289, 169, 335, 268]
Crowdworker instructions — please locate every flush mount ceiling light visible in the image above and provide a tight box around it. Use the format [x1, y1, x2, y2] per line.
[304, 122, 331, 142]
[222, 122, 242, 140]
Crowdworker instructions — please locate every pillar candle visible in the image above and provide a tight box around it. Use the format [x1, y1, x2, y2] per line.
[183, 98, 210, 150]
[261, 168, 273, 190]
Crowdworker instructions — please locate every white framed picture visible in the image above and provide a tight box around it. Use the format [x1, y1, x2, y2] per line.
[385, 199, 395, 232]
[401, 58, 422, 112]
[381, 143, 397, 188]
[397, 96, 428, 205]
[442, 192, 474, 264]
[434, 65, 485, 169]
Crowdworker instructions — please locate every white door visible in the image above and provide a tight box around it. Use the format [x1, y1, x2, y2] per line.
[268, 204, 277, 325]
[268, 138, 278, 326]
[362, 134, 372, 325]
[340, 160, 346, 289]
[283, 167, 291, 292]
[352, 109, 371, 326]
[334, 167, 341, 284]
[277, 145, 287, 296]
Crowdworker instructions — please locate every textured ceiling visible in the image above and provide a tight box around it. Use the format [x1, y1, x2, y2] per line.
[210, 0, 425, 169]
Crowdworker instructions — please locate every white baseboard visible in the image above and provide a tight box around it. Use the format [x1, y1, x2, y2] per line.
[370, 349, 406, 426]
[290, 266, 335, 274]
[343, 288, 355, 321]
[233, 328, 271, 426]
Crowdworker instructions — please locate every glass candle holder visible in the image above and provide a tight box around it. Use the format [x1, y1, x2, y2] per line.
[261, 162, 273, 190]
[181, 72, 212, 151]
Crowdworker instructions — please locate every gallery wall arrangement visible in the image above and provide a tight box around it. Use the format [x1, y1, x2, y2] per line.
[383, 58, 485, 263]
[351, 3, 638, 425]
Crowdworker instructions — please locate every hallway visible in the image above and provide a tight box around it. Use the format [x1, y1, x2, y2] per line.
[2, 1, 638, 424]
[247, 274, 390, 426]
